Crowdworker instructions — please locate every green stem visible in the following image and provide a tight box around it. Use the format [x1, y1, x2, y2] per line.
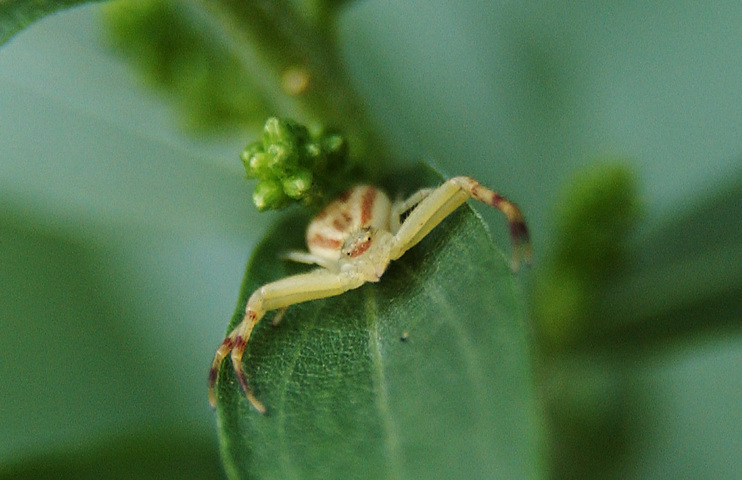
[195, 0, 387, 174]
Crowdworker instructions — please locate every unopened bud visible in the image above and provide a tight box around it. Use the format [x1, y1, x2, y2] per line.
[253, 179, 288, 211]
[283, 169, 314, 199]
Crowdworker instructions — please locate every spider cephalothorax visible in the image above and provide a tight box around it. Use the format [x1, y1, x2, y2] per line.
[208, 177, 531, 413]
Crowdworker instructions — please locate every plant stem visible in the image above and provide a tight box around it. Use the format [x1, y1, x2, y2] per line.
[195, 0, 387, 174]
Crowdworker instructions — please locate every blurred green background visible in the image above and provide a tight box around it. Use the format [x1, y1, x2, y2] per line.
[1, 1, 741, 478]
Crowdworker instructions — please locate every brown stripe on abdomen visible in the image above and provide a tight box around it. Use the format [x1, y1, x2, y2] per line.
[360, 187, 378, 227]
[308, 233, 343, 250]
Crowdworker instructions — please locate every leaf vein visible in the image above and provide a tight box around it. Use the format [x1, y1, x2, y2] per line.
[365, 287, 405, 480]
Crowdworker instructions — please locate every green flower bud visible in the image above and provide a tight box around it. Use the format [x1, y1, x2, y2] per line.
[253, 179, 289, 211]
[322, 133, 348, 168]
[263, 117, 295, 146]
[301, 141, 325, 170]
[244, 152, 269, 178]
[288, 120, 310, 145]
[244, 118, 352, 211]
[283, 168, 314, 199]
[240, 141, 266, 178]
[267, 142, 299, 176]
[240, 140, 263, 159]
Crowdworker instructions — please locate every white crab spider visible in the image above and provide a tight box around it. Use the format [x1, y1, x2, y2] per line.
[208, 176, 531, 412]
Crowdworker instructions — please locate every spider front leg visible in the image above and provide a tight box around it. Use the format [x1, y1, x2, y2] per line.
[208, 305, 266, 413]
[390, 176, 531, 270]
[390, 187, 433, 232]
[208, 268, 365, 412]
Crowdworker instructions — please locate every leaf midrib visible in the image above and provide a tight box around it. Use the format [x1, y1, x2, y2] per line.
[365, 287, 405, 480]
[274, 308, 312, 480]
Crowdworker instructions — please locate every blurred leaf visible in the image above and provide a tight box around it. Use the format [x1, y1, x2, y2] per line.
[102, 0, 270, 131]
[282, 0, 358, 29]
[100, 0, 386, 162]
[533, 166, 742, 480]
[551, 164, 641, 280]
[0, 0, 93, 44]
[0, 430, 225, 480]
[0, 212, 177, 460]
[202, 0, 390, 163]
[213, 166, 544, 479]
[532, 162, 641, 349]
[542, 357, 638, 480]
[589, 169, 742, 351]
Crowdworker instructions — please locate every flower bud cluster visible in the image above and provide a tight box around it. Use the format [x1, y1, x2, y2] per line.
[241, 117, 348, 211]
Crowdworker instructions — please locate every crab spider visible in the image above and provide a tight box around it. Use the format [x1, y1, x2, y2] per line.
[208, 176, 531, 412]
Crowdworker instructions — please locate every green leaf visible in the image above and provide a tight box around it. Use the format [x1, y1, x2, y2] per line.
[0, 429, 225, 480]
[214, 167, 544, 479]
[0, 0, 94, 45]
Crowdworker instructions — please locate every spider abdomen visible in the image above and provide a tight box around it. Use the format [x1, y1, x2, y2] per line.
[306, 186, 392, 261]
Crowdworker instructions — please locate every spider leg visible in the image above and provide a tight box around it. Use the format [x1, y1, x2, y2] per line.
[281, 250, 338, 271]
[390, 176, 531, 270]
[229, 309, 267, 413]
[208, 304, 266, 413]
[207, 333, 238, 406]
[271, 307, 288, 326]
[208, 268, 365, 412]
[390, 188, 434, 233]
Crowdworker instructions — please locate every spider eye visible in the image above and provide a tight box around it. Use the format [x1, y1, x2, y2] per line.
[342, 229, 373, 258]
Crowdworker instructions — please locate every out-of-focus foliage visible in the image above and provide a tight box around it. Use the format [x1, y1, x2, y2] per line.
[528, 163, 643, 479]
[1, 430, 225, 480]
[0, 0, 92, 43]
[533, 163, 641, 349]
[102, 0, 269, 131]
[103, 0, 384, 162]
